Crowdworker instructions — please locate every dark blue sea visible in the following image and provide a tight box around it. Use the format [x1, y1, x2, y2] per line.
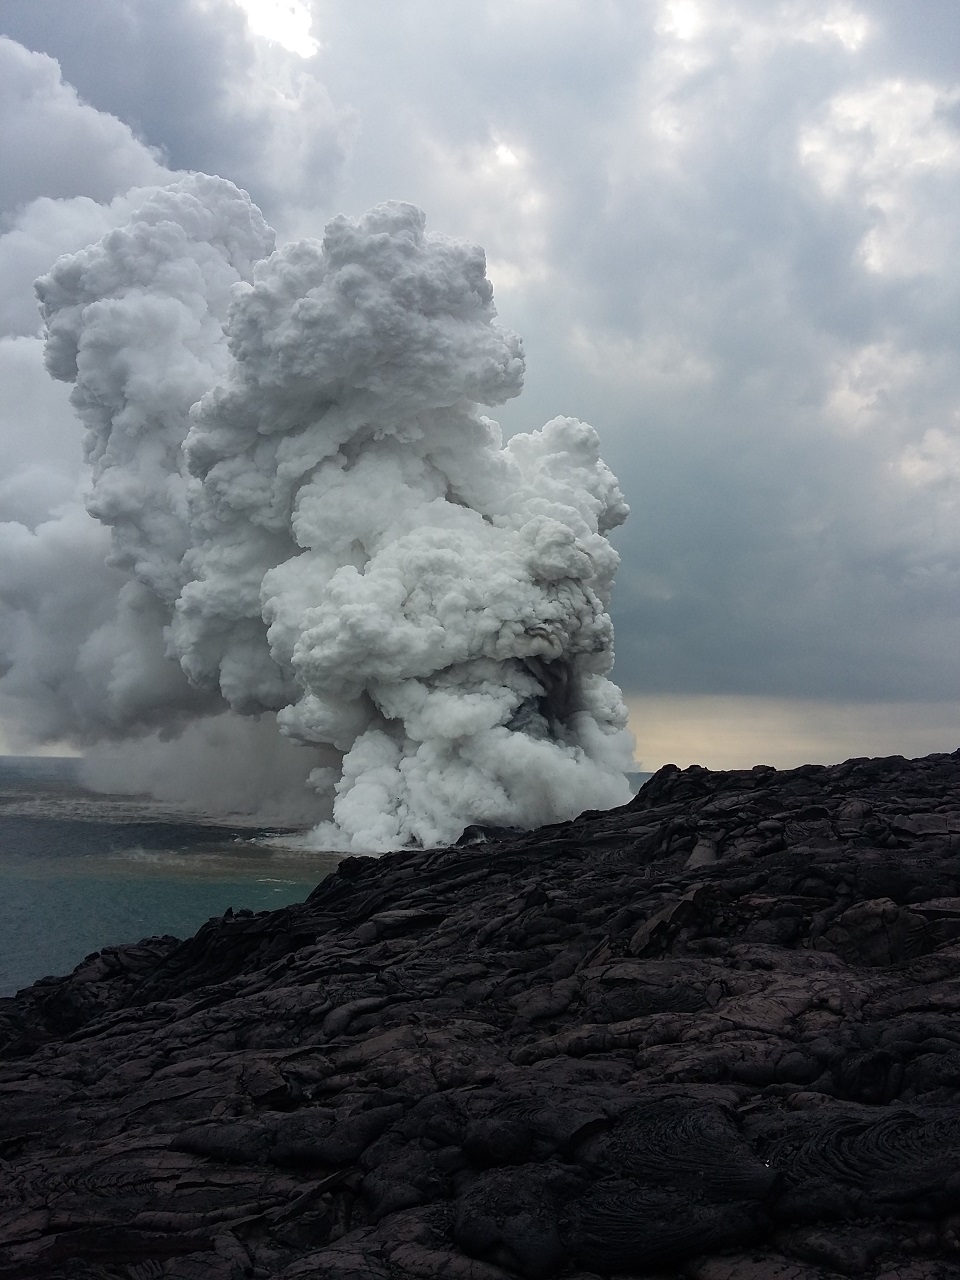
[0, 757, 341, 996]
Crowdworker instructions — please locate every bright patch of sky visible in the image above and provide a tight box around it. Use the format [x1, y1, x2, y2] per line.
[629, 696, 960, 772]
[231, 0, 318, 57]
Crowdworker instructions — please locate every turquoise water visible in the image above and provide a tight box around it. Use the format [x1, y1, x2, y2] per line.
[0, 759, 341, 996]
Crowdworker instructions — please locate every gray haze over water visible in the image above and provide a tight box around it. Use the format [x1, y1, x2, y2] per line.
[0, 757, 340, 996]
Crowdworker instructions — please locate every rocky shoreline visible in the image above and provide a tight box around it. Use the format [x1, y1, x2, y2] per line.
[5, 751, 960, 1278]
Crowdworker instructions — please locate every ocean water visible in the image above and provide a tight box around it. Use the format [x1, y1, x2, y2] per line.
[0, 757, 341, 997]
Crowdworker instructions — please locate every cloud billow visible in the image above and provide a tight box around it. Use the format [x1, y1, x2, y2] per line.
[32, 175, 633, 848]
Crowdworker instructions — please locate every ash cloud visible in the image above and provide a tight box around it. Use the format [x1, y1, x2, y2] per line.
[24, 174, 633, 849]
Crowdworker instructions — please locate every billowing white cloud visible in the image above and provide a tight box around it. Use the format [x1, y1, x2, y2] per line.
[10, 177, 633, 848]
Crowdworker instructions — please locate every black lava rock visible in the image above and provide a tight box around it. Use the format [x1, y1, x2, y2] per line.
[5, 751, 960, 1277]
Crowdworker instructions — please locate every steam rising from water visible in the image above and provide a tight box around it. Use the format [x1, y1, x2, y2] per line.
[27, 174, 632, 849]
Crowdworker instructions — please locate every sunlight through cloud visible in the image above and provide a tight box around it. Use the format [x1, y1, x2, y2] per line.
[232, 0, 318, 57]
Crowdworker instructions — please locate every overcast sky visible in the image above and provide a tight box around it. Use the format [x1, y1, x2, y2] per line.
[2, 0, 960, 769]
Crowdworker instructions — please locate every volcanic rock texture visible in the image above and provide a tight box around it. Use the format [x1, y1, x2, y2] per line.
[6, 752, 960, 1277]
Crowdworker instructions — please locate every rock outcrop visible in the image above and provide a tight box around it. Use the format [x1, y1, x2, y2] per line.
[5, 752, 960, 1278]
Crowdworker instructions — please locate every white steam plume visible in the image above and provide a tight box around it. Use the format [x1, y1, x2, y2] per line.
[28, 174, 633, 849]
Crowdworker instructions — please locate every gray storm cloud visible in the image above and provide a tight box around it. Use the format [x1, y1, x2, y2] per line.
[29, 173, 633, 849]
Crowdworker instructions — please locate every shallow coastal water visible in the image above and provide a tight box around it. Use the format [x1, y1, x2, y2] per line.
[0, 757, 341, 996]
